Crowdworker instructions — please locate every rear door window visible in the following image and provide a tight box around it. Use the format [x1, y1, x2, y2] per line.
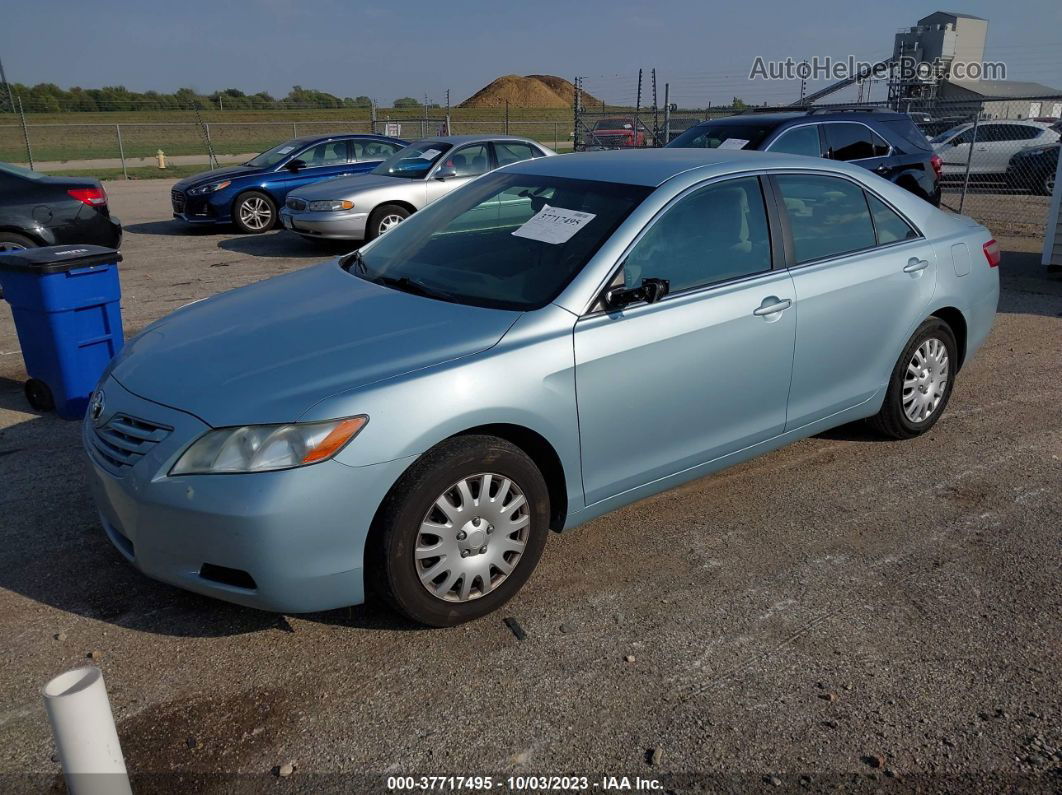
[354, 140, 403, 161]
[494, 141, 537, 166]
[767, 125, 823, 157]
[824, 123, 889, 161]
[299, 140, 351, 166]
[775, 174, 877, 263]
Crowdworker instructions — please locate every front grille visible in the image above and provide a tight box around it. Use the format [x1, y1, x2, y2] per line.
[90, 414, 172, 471]
[286, 197, 307, 211]
[171, 189, 186, 213]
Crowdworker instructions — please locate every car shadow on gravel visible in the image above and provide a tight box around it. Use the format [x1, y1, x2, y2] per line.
[0, 378, 415, 637]
[217, 232, 354, 260]
[124, 220, 221, 237]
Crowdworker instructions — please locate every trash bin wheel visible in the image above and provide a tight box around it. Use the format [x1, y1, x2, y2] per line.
[24, 379, 55, 412]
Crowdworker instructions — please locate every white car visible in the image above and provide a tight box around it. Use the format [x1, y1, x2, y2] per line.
[931, 120, 1060, 177]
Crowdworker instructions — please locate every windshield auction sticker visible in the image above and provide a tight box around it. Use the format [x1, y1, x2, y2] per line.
[418, 149, 441, 160]
[716, 138, 750, 150]
[512, 205, 597, 245]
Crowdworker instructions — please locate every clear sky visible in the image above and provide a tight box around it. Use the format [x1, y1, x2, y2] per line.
[2, 0, 1060, 107]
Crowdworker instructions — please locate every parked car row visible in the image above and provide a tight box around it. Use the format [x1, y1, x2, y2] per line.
[929, 119, 1061, 185]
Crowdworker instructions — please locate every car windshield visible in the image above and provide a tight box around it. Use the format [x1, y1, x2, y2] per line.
[371, 142, 453, 179]
[929, 126, 967, 144]
[245, 140, 306, 168]
[344, 171, 651, 310]
[667, 121, 779, 150]
[594, 119, 634, 130]
[0, 161, 46, 180]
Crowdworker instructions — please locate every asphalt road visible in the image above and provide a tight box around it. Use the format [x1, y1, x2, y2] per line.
[0, 180, 1059, 793]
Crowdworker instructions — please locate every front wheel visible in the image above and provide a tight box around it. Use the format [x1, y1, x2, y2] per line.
[232, 191, 276, 234]
[868, 318, 957, 439]
[366, 204, 410, 241]
[368, 435, 550, 627]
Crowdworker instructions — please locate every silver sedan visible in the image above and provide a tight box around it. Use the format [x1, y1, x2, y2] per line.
[279, 135, 555, 241]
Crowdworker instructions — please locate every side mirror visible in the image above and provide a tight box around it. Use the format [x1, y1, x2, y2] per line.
[434, 165, 457, 180]
[286, 158, 306, 171]
[603, 277, 669, 310]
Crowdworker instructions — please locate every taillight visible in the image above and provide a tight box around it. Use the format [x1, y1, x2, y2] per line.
[983, 238, 1000, 267]
[930, 153, 943, 180]
[67, 186, 107, 207]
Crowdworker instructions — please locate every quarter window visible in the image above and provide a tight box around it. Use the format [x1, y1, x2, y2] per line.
[775, 174, 876, 263]
[623, 176, 772, 293]
[866, 194, 918, 245]
[825, 123, 889, 161]
[768, 125, 823, 157]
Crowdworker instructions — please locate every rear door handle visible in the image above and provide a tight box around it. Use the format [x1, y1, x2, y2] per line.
[753, 298, 792, 316]
[903, 257, 929, 273]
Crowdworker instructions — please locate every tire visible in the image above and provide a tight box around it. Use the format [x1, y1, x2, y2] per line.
[24, 379, 55, 412]
[1041, 170, 1056, 197]
[868, 318, 957, 440]
[232, 191, 276, 234]
[367, 435, 550, 627]
[366, 204, 410, 241]
[0, 231, 36, 252]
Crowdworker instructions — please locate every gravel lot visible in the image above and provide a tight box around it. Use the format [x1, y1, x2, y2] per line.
[1, 179, 1060, 793]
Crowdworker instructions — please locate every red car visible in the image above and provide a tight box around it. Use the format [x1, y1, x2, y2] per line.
[588, 118, 649, 149]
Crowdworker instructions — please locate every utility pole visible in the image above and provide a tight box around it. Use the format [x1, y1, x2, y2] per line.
[799, 59, 808, 105]
[651, 68, 659, 146]
[0, 54, 15, 114]
[634, 68, 643, 148]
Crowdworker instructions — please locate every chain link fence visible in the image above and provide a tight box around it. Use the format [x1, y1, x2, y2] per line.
[0, 107, 575, 177]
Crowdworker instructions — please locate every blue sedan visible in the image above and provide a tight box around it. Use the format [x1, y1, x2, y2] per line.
[86, 149, 999, 626]
[170, 134, 407, 233]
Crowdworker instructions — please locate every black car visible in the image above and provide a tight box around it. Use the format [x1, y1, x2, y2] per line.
[1007, 143, 1059, 196]
[0, 161, 122, 252]
[667, 110, 942, 206]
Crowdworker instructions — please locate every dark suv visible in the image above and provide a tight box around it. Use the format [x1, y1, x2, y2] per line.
[667, 110, 942, 206]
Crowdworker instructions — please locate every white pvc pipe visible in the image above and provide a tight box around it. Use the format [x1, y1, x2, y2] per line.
[42, 666, 132, 795]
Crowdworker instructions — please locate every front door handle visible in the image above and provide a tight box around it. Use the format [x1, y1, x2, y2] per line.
[753, 298, 792, 317]
[903, 257, 929, 273]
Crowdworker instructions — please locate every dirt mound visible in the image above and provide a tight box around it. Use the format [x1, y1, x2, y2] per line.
[458, 75, 601, 109]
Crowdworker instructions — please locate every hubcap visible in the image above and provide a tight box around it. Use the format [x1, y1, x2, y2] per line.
[378, 214, 404, 234]
[239, 197, 272, 230]
[415, 473, 530, 603]
[902, 337, 949, 423]
[1047, 174, 1055, 195]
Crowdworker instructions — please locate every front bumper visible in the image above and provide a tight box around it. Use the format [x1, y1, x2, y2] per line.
[171, 188, 230, 225]
[82, 378, 413, 613]
[280, 207, 368, 240]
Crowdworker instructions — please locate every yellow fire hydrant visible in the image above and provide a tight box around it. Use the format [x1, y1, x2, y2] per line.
[156, 149, 167, 169]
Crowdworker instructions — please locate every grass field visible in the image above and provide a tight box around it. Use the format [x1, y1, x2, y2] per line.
[0, 107, 577, 167]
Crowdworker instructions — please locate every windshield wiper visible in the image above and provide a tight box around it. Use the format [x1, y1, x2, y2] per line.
[341, 249, 369, 275]
[373, 274, 458, 303]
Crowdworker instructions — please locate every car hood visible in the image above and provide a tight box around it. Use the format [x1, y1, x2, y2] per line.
[111, 261, 520, 427]
[289, 173, 407, 201]
[174, 164, 260, 191]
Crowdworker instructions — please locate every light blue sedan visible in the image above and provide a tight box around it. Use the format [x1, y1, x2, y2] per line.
[84, 149, 999, 626]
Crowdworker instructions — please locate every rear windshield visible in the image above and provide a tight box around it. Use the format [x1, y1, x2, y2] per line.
[666, 121, 779, 150]
[879, 118, 933, 153]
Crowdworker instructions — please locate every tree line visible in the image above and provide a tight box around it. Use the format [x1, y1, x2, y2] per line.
[2, 83, 434, 113]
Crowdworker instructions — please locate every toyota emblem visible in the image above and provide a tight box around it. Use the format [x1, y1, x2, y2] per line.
[90, 390, 106, 423]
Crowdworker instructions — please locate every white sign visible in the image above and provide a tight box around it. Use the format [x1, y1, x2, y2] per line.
[384, 122, 402, 137]
[717, 138, 750, 150]
[277, 145, 295, 154]
[418, 148, 441, 160]
[511, 204, 597, 245]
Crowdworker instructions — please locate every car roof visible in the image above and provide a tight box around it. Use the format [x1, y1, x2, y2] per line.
[694, 110, 911, 127]
[407, 134, 542, 145]
[290, 133, 401, 146]
[506, 148, 862, 187]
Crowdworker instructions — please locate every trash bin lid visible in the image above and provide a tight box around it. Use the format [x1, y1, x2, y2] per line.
[0, 244, 122, 274]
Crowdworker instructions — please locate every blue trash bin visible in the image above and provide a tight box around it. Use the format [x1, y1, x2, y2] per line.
[0, 245, 124, 419]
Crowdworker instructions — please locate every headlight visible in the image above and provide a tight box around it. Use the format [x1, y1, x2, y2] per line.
[308, 199, 354, 212]
[187, 180, 232, 196]
[171, 416, 367, 475]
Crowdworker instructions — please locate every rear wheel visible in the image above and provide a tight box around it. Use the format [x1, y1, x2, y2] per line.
[0, 231, 35, 252]
[868, 318, 957, 439]
[1042, 170, 1056, 197]
[367, 435, 550, 627]
[232, 191, 276, 234]
[24, 379, 54, 412]
[366, 204, 410, 241]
